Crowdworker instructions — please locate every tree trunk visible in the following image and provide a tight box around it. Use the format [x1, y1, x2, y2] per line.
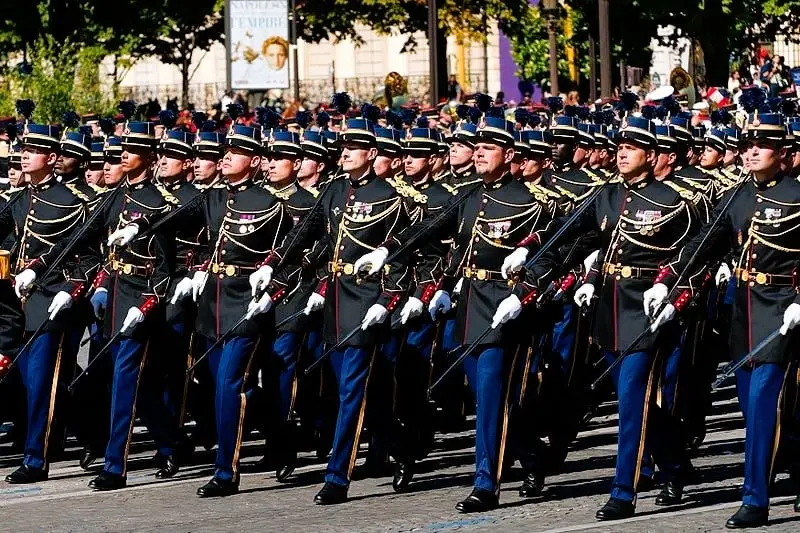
[695, 0, 729, 86]
[181, 56, 191, 109]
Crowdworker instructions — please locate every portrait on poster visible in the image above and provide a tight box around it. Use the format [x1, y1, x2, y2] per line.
[229, 0, 290, 90]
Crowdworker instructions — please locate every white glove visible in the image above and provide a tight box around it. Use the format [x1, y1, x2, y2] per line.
[353, 247, 389, 276]
[780, 302, 800, 335]
[14, 268, 36, 298]
[583, 250, 600, 275]
[249, 265, 273, 297]
[191, 270, 209, 302]
[107, 224, 139, 247]
[650, 303, 676, 333]
[48, 291, 73, 320]
[361, 303, 388, 330]
[400, 296, 424, 324]
[304, 292, 325, 315]
[428, 290, 452, 320]
[643, 283, 669, 318]
[501, 247, 529, 279]
[121, 306, 145, 333]
[170, 277, 194, 305]
[492, 294, 522, 329]
[245, 292, 273, 320]
[453, 278, 464, 295]
[573, 283, 595, 308]
[715, 263, 732, 287]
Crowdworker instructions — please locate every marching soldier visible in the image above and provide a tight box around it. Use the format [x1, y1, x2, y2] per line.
[355, 111, 554, 512]
[502, 115, 701, 520]
[258, 125, 318, 480]
[21, 109, 189, 489]
[153, 126, 201, 467]
[644, 111, 800, 527]
[85, 140, 106, 190]
[443, 120, 479, 192]
[252, 106, 411, 505]
[191, 118, 225, 189]
[109, 114, 294, 497]
[1, 119, 95, 483]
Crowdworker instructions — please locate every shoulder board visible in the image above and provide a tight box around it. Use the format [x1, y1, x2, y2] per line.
[65, 183, 90, 202]
[155, 185, 180, 205]
[663, 179, 694, 200]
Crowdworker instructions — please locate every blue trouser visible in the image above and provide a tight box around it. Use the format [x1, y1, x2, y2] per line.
[206, 335, 261, 482]
[393, 320, 437, 461]
[325, 346, 374, 486]
[368, 334, 401, 462]
[160, 321, 191, 423]
[104, 337, 179, 476]
[19, 331, 71, 470]
[463, 345, 515, 493]
[70, 323, 111, 454]
[735, 362, 786, 509]
[603, 348, 682, 502]
[441, 316, 459, 353]
[265, 331, 300, 456]
[552, 303, 577, 372]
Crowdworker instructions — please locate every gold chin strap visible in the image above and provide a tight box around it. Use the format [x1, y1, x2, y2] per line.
[0, 250, 10, 280]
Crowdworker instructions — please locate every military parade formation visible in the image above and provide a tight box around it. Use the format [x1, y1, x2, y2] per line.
[1, 84, 800, 529]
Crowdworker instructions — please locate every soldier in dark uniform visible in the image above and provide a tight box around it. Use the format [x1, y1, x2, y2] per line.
[297, 128, 328, 191]
[645, 112, 800, 528]
[2, 121, 96, 483]
[29, 113, 189, 489]
[373, 126, 403, 182]
[503, 116, 701, 520]
[356, 113, 555, 512]
[56, 117, 97, 203]
[387, 125, 454, 491]
[150, 127, 201, 472]
[85, 139, 106, 191]
[259, 127, 318, 480]
[110, 117, 295, 496]
[254, 110, 410, 505]
[191, 121, 225, 189]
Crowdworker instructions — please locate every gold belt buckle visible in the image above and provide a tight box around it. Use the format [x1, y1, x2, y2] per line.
[477, 269, 488, 281]
[740, 270, 749, 282]
[620, 266, 632, 278]
[755, 272, 768, 285]
[343, 263, 354, 275]
[225, 265, 236, 277]
[0, 250, 10, 280]
[123, 263, 133, 275]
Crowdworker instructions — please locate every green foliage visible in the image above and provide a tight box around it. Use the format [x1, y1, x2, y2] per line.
[0, 37, 116, 123]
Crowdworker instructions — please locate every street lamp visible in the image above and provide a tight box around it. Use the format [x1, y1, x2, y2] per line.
[542, 0, 559, 96]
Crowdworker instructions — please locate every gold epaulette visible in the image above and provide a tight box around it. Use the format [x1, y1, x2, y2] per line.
[663, 179, 696, 201]
[65, 183, 90, 202]
[155, 185, 180, 205]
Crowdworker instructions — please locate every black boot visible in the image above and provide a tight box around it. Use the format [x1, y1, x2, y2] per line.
[5, 464, 48, 484]
[88, 471, 126, 491]
[314, 482, 348, 505]
[725, 504, 768, 528]
[455, 488, 499, 513]
[654, 480, 683, 506]
[276, 452, 297, 483]
[595, 497, 635, 520]
[392, 460, 414, 493]
[154, 454, 179, 479]
[518, 471, 545, 498]
[79, 448, 98, 471]
[197, 476, 239, 498]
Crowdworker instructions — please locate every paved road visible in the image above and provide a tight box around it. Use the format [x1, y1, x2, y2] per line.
[0, 382, 798, 532]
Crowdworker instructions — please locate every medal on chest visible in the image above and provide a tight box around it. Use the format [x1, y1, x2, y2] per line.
[237, 213, 256, 234]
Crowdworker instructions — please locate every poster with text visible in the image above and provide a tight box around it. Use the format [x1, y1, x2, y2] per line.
[229, 0, 289, 90]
